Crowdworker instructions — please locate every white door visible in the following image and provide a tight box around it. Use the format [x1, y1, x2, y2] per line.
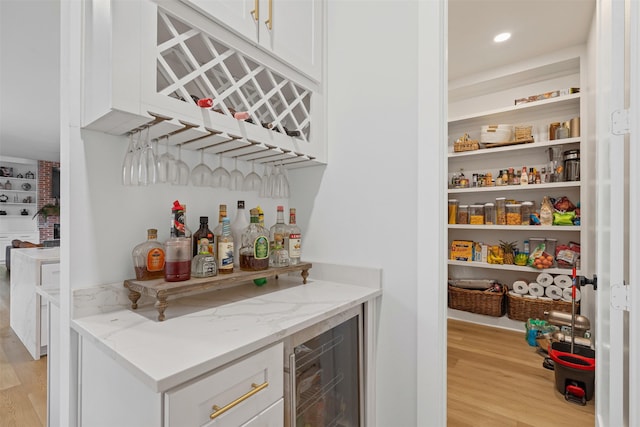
[594, 0, 637, 425]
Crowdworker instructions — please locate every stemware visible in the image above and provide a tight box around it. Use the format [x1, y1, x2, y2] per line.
[229, 157, 245, 191]
[190, 149, 212, 186]
[210, 153, 231, 189]
[274, 164, 290, 199]
[122, 132, 136, 186]
[173, 144, 190, 186]
[243, 160, 262, 192]
[259, 164, 271, 198]
[138, 127, 157, 185]
[157, 135, 177, 183]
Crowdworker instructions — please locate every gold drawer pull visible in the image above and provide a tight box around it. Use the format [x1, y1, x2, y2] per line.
[251, 0, 259, 21]
[209, 382, 269, 420]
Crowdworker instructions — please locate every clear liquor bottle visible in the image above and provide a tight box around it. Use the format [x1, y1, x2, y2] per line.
[213, 204, 227, 241]
[191, 238, 217, 278]
[217, 217, 234, 274]
[192, 216, 214, 258]
[269, 206, 290, 267]
[286, 208, 302, 265]
[132, 228, 165, 280]
[230, 201, 249, 267]
[240, 209, 270, 271]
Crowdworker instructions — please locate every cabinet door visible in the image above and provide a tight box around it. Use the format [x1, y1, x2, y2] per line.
[180, 0, 258, 39]
[259, 0, 322, 81]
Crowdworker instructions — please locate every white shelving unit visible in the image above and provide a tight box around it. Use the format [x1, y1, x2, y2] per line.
[0, 156, 39, 262]
[446, 51, 591, 330]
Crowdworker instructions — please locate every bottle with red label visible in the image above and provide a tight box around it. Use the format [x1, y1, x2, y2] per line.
[286, 208, 302, 265]
[131, 229, 165, 280]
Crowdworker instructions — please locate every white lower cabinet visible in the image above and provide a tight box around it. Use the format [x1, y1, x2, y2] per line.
[242, 399, 284, 427]
[165, 343, 283, 427]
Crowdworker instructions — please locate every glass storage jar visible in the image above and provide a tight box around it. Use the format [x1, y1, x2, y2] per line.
[495, 197, 506, 225]
[506, 203, 522, 225]
[469, 204, 484, 225]
[448, 199, 459, 224]
[484, 202, 495, 225]
[457, 205, 469, 225]
[521, 201, 533, 225]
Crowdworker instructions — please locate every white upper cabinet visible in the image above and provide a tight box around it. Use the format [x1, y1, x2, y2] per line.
[81, 0, 326, 166]
[180, 0, 323, 82]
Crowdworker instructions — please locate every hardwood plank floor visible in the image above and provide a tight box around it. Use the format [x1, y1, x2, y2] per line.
[0, 266, 46, 427]
[447, 318, 595, 427]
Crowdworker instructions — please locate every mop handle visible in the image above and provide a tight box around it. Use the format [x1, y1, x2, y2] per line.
[571, 267, 577, 354]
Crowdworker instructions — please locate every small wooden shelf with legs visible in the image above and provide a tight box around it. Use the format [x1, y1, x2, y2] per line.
[124, 262, 312, 321]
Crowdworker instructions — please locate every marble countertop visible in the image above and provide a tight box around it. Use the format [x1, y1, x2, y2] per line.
[71, 275, 381, 393]
[12, 246, 60, 262]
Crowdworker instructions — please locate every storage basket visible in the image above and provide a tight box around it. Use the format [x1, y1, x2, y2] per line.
[448, 284, 506, 317]
[507, 292, 578, 322]
[514, 125, 534, 143]
[453, 133, 479, 152]
[480, 124, 513, 143]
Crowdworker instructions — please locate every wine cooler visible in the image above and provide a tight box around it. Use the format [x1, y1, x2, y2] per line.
[284, 306, 363, 427]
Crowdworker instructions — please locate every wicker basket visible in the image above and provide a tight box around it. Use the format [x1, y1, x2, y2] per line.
[453, 133, 480, 152]
[507, 292, 578, 322]
[514, 125, 534, 143]
[448, 285, 506, 317]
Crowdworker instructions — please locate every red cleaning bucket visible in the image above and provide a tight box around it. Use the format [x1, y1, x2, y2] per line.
[549, 344, 595, 405]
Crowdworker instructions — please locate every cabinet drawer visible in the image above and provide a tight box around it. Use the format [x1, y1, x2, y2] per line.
[165, 342, 283, 427]
[241, 398, 283, 427]
[41, 263, 60, 289]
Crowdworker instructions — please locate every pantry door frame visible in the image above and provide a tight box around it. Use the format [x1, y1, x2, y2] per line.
[594, 0, 637, 425]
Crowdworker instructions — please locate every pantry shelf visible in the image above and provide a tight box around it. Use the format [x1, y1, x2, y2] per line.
[448, 224, 580, 231]
[448, 137, 580, 158]
[448, 259, 580, 275]
[448, 181, 580, 194]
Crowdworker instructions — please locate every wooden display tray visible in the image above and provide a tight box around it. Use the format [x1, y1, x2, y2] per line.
[124, 262, 312, 321]
[482, 138, 535, 148]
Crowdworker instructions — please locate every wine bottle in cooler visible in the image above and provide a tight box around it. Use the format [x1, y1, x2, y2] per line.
[286, 208, 302, 265]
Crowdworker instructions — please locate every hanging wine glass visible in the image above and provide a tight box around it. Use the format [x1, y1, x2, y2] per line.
[210, 153, 231, 189]
[122, 132, 136, 186]
[190, 149, 212, 186]
[274, 163, 290, 199]
[172, 144, 190, 186]
[130, 130, 144, 186]
[157, 135, 177, 183]
[229, 157, 245, 191]
[243, 160, 262, 192]
[138, 127, 157, 185]
[259, 164, 271, 198]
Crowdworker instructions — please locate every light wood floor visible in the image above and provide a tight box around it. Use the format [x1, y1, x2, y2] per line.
[0, 266, 47, 427]
[448, 318, 595, 427]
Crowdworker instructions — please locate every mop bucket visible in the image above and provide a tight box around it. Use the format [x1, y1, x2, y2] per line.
[549, 344, 595, 405]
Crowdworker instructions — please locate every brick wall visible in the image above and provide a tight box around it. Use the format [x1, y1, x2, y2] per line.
[37, 160, 60, 242]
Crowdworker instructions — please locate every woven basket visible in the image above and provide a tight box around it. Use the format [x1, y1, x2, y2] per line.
[507, 292, 578, 322]
[514, 125, 534, 142]
[453, 139, 480, 152]
[448, 285, 506, 317]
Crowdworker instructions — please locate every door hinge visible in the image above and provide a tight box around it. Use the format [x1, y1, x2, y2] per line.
[611, 282, 630, 311]
[611, 109, 630, 135]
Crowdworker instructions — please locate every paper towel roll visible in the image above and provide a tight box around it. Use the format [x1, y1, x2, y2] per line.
[554, 274, 573, 288]
[528, 282, 545, 297]
[538, 296, 553, 301]
[536, 273, 554, 287]
[562, 287, 581, 302]
[523, 294, 538, 299]
[513, 280, 529, 294]
[545, 284, 563, 300]
[509, 290, 523, 298]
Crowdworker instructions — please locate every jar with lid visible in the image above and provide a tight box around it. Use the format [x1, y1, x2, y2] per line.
[457, 205, 469, 225]
[521, 201, 533, 225]
[448, 199, 459, 224]
[549, 122, 561, 140]
[469, 204, 484, 225]
[484, 202, 495, 225]
[555, 122, 570, 139]
[495, 197, 507, 225]
[506, 203, 522, 225]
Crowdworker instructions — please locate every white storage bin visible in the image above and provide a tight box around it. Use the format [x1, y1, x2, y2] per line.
[480, 124, 513, 143]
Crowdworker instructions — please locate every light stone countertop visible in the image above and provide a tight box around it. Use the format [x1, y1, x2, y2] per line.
[71, 274, 381, 393]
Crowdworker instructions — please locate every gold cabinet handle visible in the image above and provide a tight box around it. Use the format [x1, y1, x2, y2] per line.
[264, 0, 273, 30]
[209, 382, 269, 420]
[250, 0, 259, 21]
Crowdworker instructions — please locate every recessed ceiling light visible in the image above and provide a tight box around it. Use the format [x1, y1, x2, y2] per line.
[494, 32, 511, 43]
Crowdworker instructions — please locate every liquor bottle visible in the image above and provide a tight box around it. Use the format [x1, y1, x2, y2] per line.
[286, 208, 302, 265]
[230, 201, 249, 267]
[269, 206, 290, 267]
[240, 209, 270, 271]
[192, 216, 214, 258]
[131, 229, 165, 280]
[191, 238, 217, 278]
[171, 200, 190, 237]
[217, 217, 234, 274]
[213, 204, 228, 240]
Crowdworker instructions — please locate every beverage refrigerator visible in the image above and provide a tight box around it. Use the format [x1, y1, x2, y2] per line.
[284, 305, 363, 427]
